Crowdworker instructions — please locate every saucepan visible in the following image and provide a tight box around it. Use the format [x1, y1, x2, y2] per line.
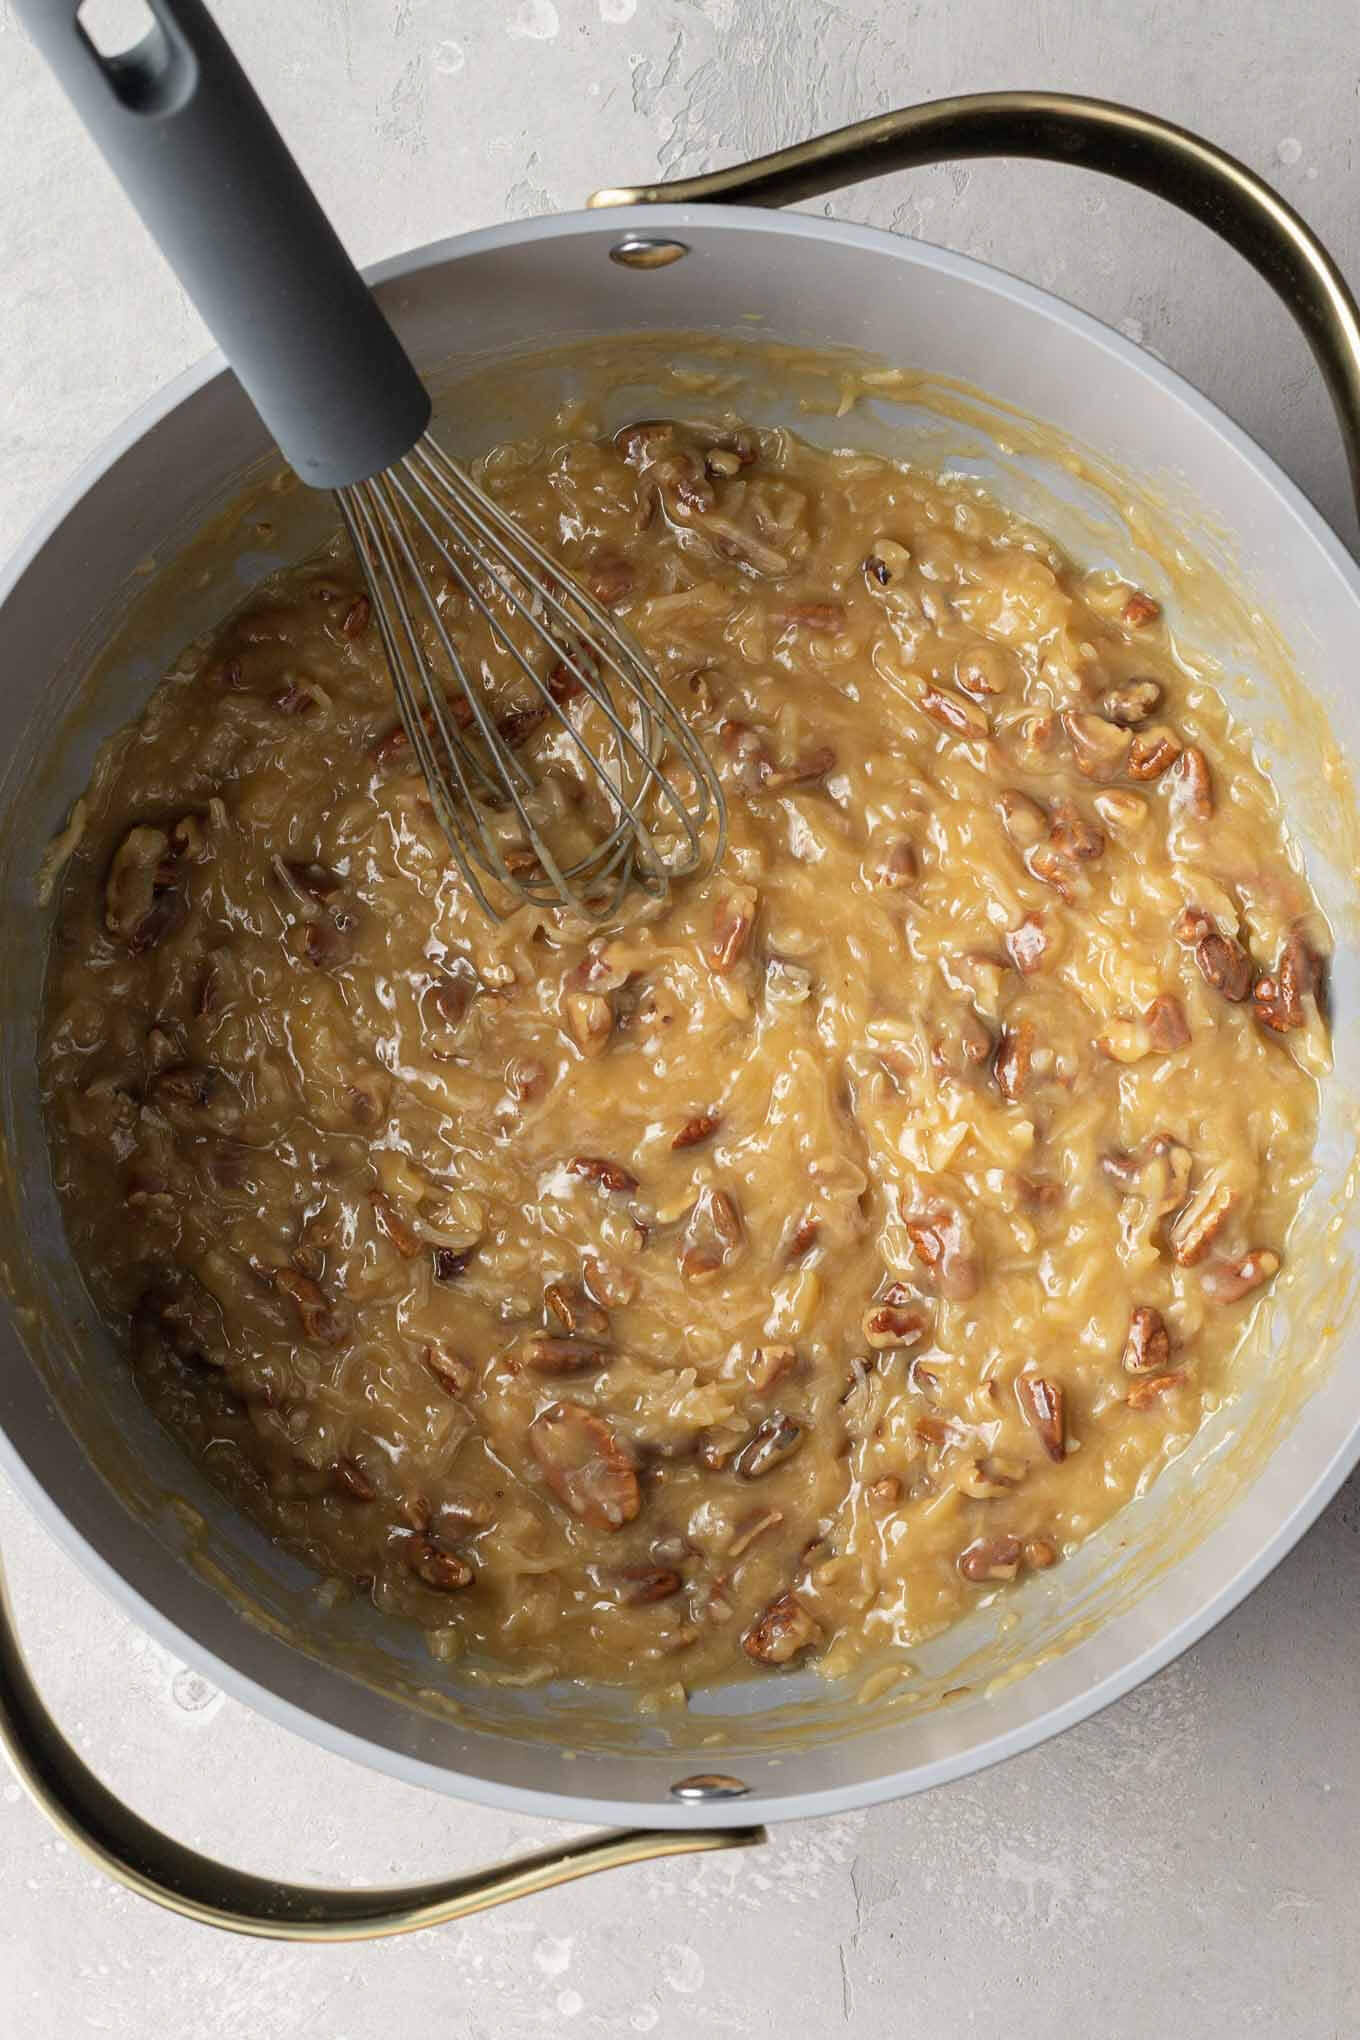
[2, 15, 1359, 1938]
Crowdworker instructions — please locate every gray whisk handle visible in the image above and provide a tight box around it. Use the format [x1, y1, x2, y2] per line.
[15, 0, 431, 488]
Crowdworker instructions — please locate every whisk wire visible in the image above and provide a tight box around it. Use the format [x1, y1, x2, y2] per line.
[358, 474, 606, 915]
[409, 439, 724, 853]
[335, 432, 727, 922]
[373, 468, 645, 915]
[344, 475, 643, 920]
[394, 452, 692, 870]
[337, 485, 509, 922]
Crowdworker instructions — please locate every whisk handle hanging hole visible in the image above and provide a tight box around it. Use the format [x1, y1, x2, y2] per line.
[15, 0, 431, 488]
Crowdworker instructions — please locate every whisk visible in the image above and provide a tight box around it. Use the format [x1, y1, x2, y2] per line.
[20, 0, 724, 922]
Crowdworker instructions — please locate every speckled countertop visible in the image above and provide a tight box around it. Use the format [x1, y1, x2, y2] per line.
[2, 2, 1358, 2033]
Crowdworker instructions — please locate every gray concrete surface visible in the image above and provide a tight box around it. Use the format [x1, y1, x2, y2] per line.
[1, 1, 1358, 2033]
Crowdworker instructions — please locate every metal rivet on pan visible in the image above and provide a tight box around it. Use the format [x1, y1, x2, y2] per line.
[669, 1773, 751, 1801]
[609, 236, 691, 269]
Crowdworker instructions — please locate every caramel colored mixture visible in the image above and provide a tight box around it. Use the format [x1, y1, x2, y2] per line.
[41, 416, 1329, 1692]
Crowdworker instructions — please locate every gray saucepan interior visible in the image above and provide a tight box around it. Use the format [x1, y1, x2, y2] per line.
[0, 207, 1357, 1827]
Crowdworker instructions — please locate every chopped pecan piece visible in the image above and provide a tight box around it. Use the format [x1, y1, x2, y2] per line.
[421, 972, 474, 1056]
[369, 1189, 421, 1257]
[273, 682, 318, 716]
[1094, 789, 1149, 833]
[544, 1280, 610, 1338]
[1024, 1536, 1058, 1570]
[867, 1477, 902, 1509]
[1018, 1374, 1066, 1460]
[1122, 592, 1162, 628]
[568, 1155, 638, 1193]
[583, 1256, 638, 1310]
[105, 823, 181, 952]
[732, 1412, 804, 1479]
[1195, 930, 1253, 1002]
[345, 1067, 391, 1129]
[1126, 1371, 1187, 1409]
[675, 1184, 746, 1285]
[1047, 798, 1105, 862]
[1127, 725, 1182, 779]
[1253, 933, 1322, 1033]
[496, 700, 551, 749]
[1005, 914, 1049, 974]
[712, 1189, 743, 1242]
[614, 418, 679, 464]
[567, 940, 630, 992]
[931, 1005, 992, 1078]
[958, 1456, 1026, 1500]
[662, 447, 722, 512]
[998, 789, 1047, 850]
[763, 745, 836, 792]
[871, 838, 918, 889]
[673, 1111, 721, 1150]
[1143, 994, 1191, 1052]
[332, 1457, 376, 1502]
[1201, 1248, 1280, 1302]
[399, 1494, 432, 1533]
[546, 657, 586, 706]
[720, 718, 771, 790]
[1167, 1178, 1238, 1266]
[1030, 841, 1093, 903]
[1102, 678, 1162, 726]
[709, 885, 758, 973]
[422, 1345, 473, 1397]
[373, 701, 471, 765]
[564, 990, 614, 1058]
[1006, 710, 1059, 771]
[903, 1204, 979, 1301]
[507, 1058, 547, 1103]
[529, 1402, 640, 1530]
[865, 537, 910, 586]
[583, 549, 634, 607]
[994, 1020, 1035, 1101]
[742, 1590, 820, 1665]
[610, 1565, 682, 1604]
[748, 1344, 798, 1394]
[133, 1272, 223, 1370]
[920, 685, 989, 737]
[1170, 744, 1214, 820]
[1173, 905, 1214, 946]
[959, 1534, 1023, 1583]
[147, 1062, 238, 1134]
[1145, 1136, 1194, 1218]
[405, 1538, 474, 1591]
[341, 594, 371, 639]
[1122, 1305, 1171, 1374]
[1095, 1017, 1153, 1064]
[1101, 1148, 1145, 1193]
[169, 810, 214, 861]
[519, 1335, 611, 1376]
[432, 1245, 476, 1284]
[1063, 711, 1131, 781]
[126, 1170, 173, 1212]
[295, 916, 355, 970]
[778, 601, 846, 635]
[729, 1506, 785, 1555]
[862, 1299, 929, 1350]
[955, 644, 1013, 698]
[787, 1214, 821, 1259]
[274, 1267, 345, 1346]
